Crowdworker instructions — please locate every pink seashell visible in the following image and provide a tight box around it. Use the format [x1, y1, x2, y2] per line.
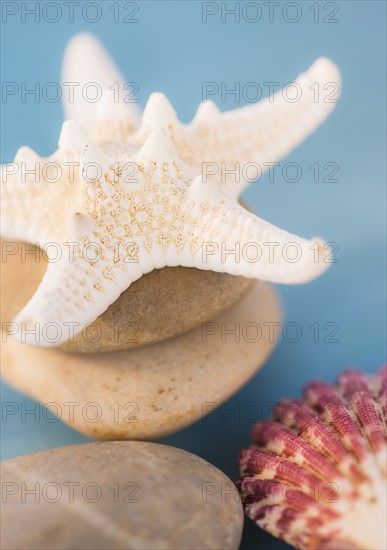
[237, 366, 387, 550]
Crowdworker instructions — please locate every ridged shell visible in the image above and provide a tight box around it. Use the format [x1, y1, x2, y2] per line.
[237, 367, 387, 550]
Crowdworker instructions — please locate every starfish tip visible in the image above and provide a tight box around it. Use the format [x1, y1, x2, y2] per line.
[193, 100, 221, 125]
[138, 126, 178, 164]
[142, 92, 178, 129]
[58, 120, 91, 151]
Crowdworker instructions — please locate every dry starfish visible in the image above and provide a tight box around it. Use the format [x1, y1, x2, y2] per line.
[1, 34, 340, 347]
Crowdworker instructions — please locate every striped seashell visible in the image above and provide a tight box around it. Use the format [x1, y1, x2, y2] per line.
[237, 366, 387, 550]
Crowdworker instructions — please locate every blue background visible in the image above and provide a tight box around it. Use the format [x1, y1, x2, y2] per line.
[1, 1, 386, 548]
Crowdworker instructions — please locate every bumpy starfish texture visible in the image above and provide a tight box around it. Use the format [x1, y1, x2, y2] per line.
[1, 33, 340, 347]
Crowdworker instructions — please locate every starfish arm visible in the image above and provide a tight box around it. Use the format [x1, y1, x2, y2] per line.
[61, 33, 140, 138]
[195, 57, 341, 199]
[187, 178, 331, 284]
[11, 234, 148, 347]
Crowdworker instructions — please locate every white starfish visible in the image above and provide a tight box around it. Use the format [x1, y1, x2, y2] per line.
[1, 33, 340, 347]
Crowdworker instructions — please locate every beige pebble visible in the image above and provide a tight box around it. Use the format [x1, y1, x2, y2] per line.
[1, 280, 281, 440]
[1, 441, 244, 550]
[0, 239, 254, 352]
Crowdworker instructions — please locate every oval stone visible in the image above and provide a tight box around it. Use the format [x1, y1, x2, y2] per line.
[1, 441, 244, 550]
[0, 238, 254, 353]
[1, 281, 281, 439]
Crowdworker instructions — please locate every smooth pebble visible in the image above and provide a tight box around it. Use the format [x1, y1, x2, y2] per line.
[1, 441, 244, 550]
